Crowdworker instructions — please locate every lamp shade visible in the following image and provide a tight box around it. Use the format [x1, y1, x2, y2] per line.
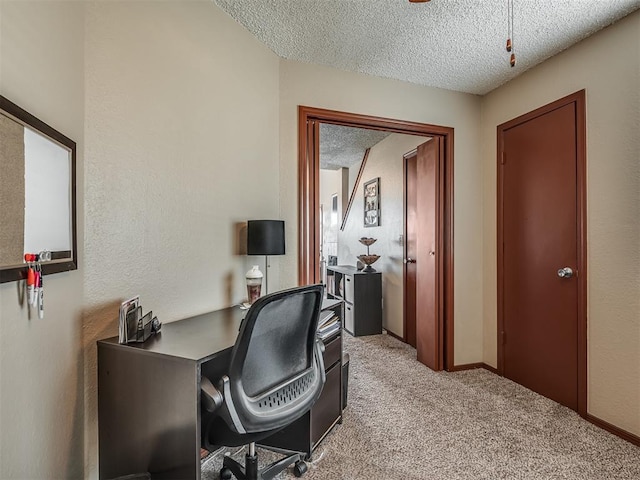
[247, 220, 285, 256]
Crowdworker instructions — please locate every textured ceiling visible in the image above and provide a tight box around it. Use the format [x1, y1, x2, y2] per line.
[214, 0, 640, 95]
[320, 124, 390, 170]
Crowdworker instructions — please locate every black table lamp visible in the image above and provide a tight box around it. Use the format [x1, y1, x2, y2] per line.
[247, 220, 285, 295]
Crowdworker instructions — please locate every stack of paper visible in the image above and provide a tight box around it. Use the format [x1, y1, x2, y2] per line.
[317, 311, 341, 341]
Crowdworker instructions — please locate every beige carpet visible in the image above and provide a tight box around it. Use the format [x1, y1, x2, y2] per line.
[202, 333, 640, 479]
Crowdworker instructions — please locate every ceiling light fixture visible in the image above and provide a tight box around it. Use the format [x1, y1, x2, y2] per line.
[507, 0, 516, 67]
[408, 0, 431, 3]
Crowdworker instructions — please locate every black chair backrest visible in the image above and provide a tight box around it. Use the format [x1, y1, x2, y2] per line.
[217, 284, 326, 435]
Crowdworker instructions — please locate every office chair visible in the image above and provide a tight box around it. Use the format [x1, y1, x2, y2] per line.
[200, 284, 326, 480]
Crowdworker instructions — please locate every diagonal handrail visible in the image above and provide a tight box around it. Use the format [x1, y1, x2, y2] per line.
[340, 148, 370, 231]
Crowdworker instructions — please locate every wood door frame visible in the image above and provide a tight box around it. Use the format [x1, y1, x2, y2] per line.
[496, 90, 587, 415]
[298, 106, 455, 370]
[403, 149, 417, 349]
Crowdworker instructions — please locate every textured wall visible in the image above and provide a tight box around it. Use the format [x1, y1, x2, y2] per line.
[279, 60, 484, 365]
[82, 2, 280, 476]
[0, 1, 85, 478]
[481, 11, 640, 436]
[338, 133, 427, 337]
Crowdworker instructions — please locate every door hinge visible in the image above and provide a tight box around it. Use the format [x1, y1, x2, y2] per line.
[501, 151, 506, 165]
[501, 331, 506, 345]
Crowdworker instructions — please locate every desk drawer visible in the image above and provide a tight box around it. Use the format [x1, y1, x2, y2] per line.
[322, 335, 341, 370]
[311, 361, 341, 446]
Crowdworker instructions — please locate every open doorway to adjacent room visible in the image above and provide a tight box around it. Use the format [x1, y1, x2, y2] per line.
[298, 106, 454, 371]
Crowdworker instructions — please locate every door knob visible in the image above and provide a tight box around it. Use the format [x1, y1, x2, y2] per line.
[557, 267, 574, 278]
[404, 258, 416, 264]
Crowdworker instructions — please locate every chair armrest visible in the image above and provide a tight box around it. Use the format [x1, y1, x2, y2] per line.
[201, 376, 223, 413]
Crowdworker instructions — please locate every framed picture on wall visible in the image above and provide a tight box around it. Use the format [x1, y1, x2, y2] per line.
[363, 177, 380, 227]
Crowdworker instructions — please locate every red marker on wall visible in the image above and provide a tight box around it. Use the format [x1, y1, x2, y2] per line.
[25, 254, 36, 305]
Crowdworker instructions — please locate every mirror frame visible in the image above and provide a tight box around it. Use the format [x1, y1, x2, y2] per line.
[0, 95, 77, 283]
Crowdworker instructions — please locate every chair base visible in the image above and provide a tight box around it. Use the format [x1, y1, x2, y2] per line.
[220, 449, 307, 480]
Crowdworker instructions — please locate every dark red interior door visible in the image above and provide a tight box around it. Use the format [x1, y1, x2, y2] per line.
[415, 140, 440, 370]
[500, 102, 579, 410]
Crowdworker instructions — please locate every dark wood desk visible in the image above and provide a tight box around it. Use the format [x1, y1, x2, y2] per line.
[98, 299, 343, 480]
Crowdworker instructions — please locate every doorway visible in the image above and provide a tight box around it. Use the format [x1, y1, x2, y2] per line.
[497, 90, 587, 414]
[298, 106, 454, 371]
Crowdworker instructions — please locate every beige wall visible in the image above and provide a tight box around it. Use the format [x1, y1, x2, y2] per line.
[1, 1, 280, 478]
[279, 60, 484, 365]
[319, 168, 341, 263]
[338, 134, 427, 336]
[0, 1, 85, 478]
[82, 2, 280, 476]
[481, 11, 640, 435]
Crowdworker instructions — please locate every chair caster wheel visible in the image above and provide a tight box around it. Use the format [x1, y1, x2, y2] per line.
[220, 467, 232, 480]
[294, 460, 308, 477]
